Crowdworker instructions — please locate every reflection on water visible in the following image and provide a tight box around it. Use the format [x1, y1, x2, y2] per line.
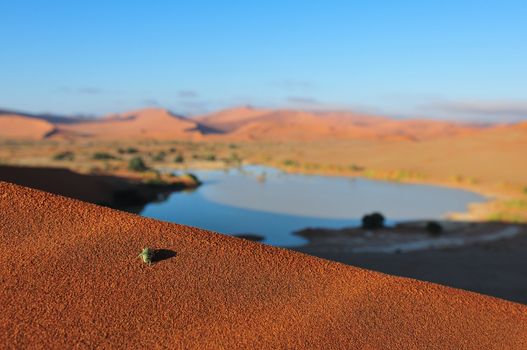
[140, 165, 487, 246]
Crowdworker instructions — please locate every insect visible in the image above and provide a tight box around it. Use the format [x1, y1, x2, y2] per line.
[138, 247, 155, 265]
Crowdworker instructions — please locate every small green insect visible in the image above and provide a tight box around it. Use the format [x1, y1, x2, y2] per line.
[138, 247, 155, 265]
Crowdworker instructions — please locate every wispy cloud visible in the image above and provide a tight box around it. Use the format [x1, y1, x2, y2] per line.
[420, 100, 527, 122]
[143, 98, 161, 106]
[58, 87, 103, 95]
[286, 96, 320, 105]
[178, 90, 198, 98]
[167, 100, 213, 116]
[283, 96, 383, 114]
[272, 80, 313, 91]
[77, 87, 102, 95]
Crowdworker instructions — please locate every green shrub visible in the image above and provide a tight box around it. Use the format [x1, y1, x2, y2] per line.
[138, 247, 154, 265]
[426, 221, 443, 236]
[192, 153, 216, 161]
[283, 159, 299, 167]
[174, 154, 185, 163]
[349, 164, 364, 171]
[117, 147, 138, 154]
[53, 151, 74, 161]
[128, 156, 148, 172]
[92, 152, 117, 160]
[152, 151, 166, 162]
[227, 152, 242, 165]
[361, 212, 385, 230]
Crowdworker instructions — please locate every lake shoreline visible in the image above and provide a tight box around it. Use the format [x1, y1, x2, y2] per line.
[142, 164, 487, 246]
[0, 165, 200, 212]
[2, 137, 524, 223]
[256, 161, 513, 223]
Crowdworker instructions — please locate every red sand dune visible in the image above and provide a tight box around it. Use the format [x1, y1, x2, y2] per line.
[195, 106, 273, 132]
[0, 114, 56, 139]
[57, 108, 205, 139]
[0, 106, 505, 142]
[1, 182, 526, 348]
[198, 108, 482, 141]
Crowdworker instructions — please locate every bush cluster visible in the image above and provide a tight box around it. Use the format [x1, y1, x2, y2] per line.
[128, 156, 148, 172]
[152, 151, 166, 162]
[426, 221, 443, 236]
[117, 147, 139, 154]
[92, 152, 117, 160]
[53, 151, 74, 161]
[174, 154, 185, 163]
[361, 212, 385, 230]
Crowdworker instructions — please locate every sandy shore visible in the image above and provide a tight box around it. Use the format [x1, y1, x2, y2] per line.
[1, 181, 526, 348]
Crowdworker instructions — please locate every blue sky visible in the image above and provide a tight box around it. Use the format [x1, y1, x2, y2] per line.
[1, 1, 526, 121]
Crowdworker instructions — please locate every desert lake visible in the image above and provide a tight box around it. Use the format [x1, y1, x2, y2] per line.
[141, 165, 487, 246]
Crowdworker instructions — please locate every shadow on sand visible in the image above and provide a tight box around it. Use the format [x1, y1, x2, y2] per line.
[152, 249, 177, 263]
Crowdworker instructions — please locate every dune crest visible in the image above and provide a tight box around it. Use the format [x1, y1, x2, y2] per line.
[0, 114, 56, 139]
[195, 106, 272, 132]
[0, 181, 526, 348]
[0, 106, 519, 141]
[57, 108, 205, 139]
[198, 107, 483, 141]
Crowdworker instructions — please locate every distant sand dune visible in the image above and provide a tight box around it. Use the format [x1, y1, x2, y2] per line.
[57, 108, 205, 139]
[0, 106, 506, 141]
[197, 107, 485, 141]
[0, 115, 56, 139]
[0, 181, 526, 348]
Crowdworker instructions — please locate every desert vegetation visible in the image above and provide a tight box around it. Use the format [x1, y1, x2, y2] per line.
[117, 147, 139, 154]
[129, 156, 149, 172]
[426, 221, 443, 236]
[361, 212, 385, 230]
[92, 152, 117, 160]
[1, 136, 526, 224]
[174, 154, 184, 163]
[138, 247, 154, 265]
[151, 151, 166, 162]
[53, 151, 74, 161]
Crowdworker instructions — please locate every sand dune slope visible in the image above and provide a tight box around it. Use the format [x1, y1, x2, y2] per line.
[198, 107, 482, 141]
[57, 108, 204, 139]
[195, 106, 272, 132]
[0, 115, 56, 139]
[0, 182, 526, 349]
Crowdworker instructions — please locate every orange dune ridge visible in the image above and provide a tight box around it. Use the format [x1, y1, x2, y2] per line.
[195, 106, 273, 132]
[0, 106, 499, 141]
[199, 107, 484, 141]
[0, 182, 526, 349]
[56, 108, 207, 139]
[0, 114, 56, 139]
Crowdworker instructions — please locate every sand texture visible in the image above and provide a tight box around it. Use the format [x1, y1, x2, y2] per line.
[1, 181, 526, 349]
